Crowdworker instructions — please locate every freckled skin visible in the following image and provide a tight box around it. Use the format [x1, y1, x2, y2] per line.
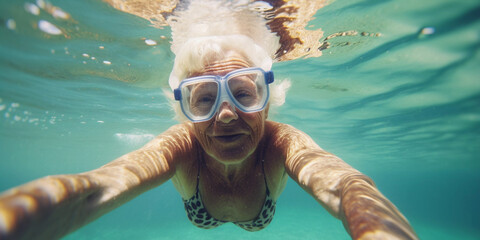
[0, 53, 418, 240]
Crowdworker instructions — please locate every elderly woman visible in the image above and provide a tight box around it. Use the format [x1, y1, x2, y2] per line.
[0, 34, 417, 239]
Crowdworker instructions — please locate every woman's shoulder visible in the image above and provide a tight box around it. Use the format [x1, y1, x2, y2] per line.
[142, 122, 198, 166]
[145, 122, 195, 147]
[263, 121, 296, 159]
[264, 120, 318, 153]
[265, 120, 292, 134]
[265, 120, 306, 141]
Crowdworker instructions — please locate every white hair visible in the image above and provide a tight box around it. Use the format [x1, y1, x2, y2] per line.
[165, 0, 291, 121]
[168, 35, 273, 90]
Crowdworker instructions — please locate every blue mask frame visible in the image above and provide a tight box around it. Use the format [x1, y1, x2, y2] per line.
[174, 67, 274, 122]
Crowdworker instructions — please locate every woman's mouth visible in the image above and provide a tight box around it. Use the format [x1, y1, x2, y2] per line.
[213, 134, 245, 143]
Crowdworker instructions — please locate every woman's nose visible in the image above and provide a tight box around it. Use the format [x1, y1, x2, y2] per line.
[216, 101, 238, 123]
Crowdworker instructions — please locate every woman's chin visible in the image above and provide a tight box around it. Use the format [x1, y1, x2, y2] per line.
[208, 145, 256, 164]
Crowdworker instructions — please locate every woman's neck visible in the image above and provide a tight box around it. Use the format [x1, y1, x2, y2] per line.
[202, 146, 262, 185]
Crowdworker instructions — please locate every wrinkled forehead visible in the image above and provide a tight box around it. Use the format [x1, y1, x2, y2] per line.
[169, 35, 273, 90]
[188, 50, 254, 78]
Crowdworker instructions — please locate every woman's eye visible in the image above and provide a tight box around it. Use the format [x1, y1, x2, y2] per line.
[195, 94, 215, 104]
[234, 90, 258, 107]
[191, 94, 216, 115]
[235, 91, 252, 99]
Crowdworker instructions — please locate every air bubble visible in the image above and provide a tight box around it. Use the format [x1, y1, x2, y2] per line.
[6, 19, 16, 30]
[420, 27, 435, 35]
[25, 3, 40, 15]
[145, 39, 157, 46]
[38, 20, 62, 35]
[36, 0, 46, 9]
[52, 8, 69, 20]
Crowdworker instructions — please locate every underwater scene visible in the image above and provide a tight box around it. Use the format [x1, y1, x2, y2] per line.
[1, 0, 479, 239]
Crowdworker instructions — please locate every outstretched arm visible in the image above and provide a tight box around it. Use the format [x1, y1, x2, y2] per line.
[0, 124, 192, 240]
[272, 122, 418, 240]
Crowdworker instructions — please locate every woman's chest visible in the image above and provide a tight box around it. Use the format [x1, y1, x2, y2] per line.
[198, 168, 268, 221]
[172, 151, 287, 220]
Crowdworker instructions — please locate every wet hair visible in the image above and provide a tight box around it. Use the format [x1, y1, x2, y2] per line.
[165, 1, 290, 121]
[168, 35, 273, 90]
[164, 35, 291, 122]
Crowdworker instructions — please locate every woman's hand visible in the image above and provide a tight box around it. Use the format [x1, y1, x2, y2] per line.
[0, 174, 103, 240]
[339, 175, 418, 240]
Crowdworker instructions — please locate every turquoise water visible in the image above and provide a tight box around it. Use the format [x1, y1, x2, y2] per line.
[1, 0, 479, 239]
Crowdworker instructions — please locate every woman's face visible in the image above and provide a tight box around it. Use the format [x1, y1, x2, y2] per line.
[190, 52, 268, 164]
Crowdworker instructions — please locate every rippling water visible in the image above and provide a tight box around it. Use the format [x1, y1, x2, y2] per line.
[1, 0, 479, 239]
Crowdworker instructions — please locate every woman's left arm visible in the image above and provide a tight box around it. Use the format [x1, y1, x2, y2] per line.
[271, 122, 418, 240]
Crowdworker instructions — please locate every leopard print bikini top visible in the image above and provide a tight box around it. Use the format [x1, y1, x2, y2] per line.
[182, 160, 276, 232]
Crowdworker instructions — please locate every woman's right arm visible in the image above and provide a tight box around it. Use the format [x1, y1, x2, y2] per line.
[0, 123, 193, 240]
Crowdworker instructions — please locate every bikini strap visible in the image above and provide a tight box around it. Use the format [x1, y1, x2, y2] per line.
[261, 159, 270, 194]
[195, 148, 203, 191]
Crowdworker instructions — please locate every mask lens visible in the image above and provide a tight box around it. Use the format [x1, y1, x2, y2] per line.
[227, 71, 266, 110]
[182, 80, 219, 119]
